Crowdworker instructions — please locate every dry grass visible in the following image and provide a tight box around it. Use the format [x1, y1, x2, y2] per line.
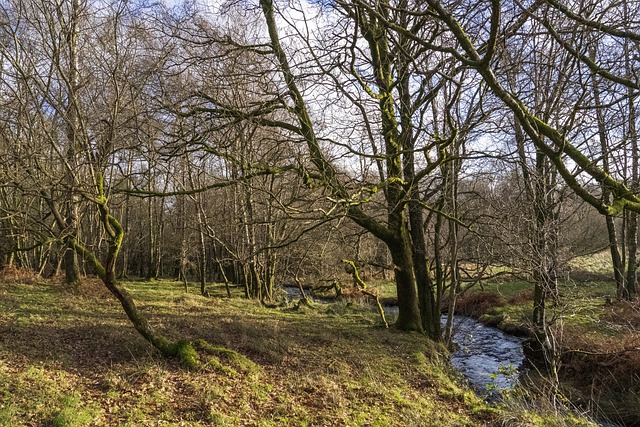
[600, 299, 640, 329]
[567, 251, 615, 282]
[0, 265, 42, 284]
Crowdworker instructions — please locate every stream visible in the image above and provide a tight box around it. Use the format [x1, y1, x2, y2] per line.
[383, 307, 524, 398]
[284, 287, 524, 395]
[446, 314, 524, 396]
[384, 306, 622, 427]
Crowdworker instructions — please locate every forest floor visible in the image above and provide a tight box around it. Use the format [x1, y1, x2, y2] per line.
[0, 268, 597, 427]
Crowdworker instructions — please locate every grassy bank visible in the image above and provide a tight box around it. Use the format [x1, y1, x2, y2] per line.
[0, 269, 598, 426]
[451, 252, 640, 425]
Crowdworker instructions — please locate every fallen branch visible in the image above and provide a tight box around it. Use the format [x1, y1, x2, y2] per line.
[342, 259, 388, 328]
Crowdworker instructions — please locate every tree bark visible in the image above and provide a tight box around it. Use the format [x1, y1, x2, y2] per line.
[63, 0, 82, 288]
[259, 0, 423, 332]
[388, 231, 423, 332]
[593, 63, 626, 294]
[397, 33, 441, 339]
[196, 207, 208, 297]
[444, 158, 460, 344]
[623, 26, 639, 299]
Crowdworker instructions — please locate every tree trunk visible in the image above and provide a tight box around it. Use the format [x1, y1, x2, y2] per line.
[433, 203, 446, 310]
[623, 32, 639, 299]
[409, 203, 440, 340]
[399, 43, 440, 339]
[197, 211, 208, 297]
[532, 152, 548, 328]
[388, 230, 423, 332]
[64, 246, 81, 286]
[259, 0, 424, 332]
[120, 176, 132, 279]
[63, 0, 82, 288]
[606, 217, 626, 294]
[624, 210, 638, 299]
[592, 49, 626, 294]
[177, 194, 188, 287]
[444, 158, 460, 345]
[263, 248, 276, 302]
[147, 196, 156, 280]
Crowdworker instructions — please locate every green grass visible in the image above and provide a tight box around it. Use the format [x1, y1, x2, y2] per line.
[568, 251, 615, 280]
[368, 279, 397, 299]
[0, 363, 101, 426]
[0, 270, 605, 426]
[471, 280, 533, 298]
[0, 276, 501, 426]
[462, 275, 619, 338]
[52, 392, 99, 427]
[451, 250, 619, 333]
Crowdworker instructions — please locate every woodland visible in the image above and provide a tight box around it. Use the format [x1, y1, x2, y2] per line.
[1, 0, 640, 425]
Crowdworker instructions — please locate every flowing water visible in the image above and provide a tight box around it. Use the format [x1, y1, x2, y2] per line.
[283, 289, 622, 425]
[384, 307, 623, 426]
[446, 314, 524, 397]
[383, 307, 524, 397]
[284, 288, 525, 395]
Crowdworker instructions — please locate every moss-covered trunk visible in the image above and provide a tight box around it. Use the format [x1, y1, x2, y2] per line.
[388, 231, 423, 333]
[50, 192, 202, 368]
[397, 33, 441, 339]
[259, 0, 425, 333]
[77, 205, 168, 350]
[409, 202, 440, 339]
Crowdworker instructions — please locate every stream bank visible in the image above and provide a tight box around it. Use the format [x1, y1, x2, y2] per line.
[283, 286, 621, 425]
[285, 287, 526, 396]
[453, 290, 635, 427]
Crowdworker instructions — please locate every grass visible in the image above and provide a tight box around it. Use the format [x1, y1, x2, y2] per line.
[367, 279, 397, 299]
[0, 272, 505, 427]
[0, 270, 601, 426]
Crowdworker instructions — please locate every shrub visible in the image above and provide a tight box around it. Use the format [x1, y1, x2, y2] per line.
[453, 292, 506, 317]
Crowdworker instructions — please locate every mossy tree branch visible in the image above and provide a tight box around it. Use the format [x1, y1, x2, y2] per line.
[342, 259, 367, 289]
[421, 0, 640, 217]
[350, 0, 640, 216]
[119, 165, 297, 198]
[342, 259, 388, 328]
[42, 177, 247, 370]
